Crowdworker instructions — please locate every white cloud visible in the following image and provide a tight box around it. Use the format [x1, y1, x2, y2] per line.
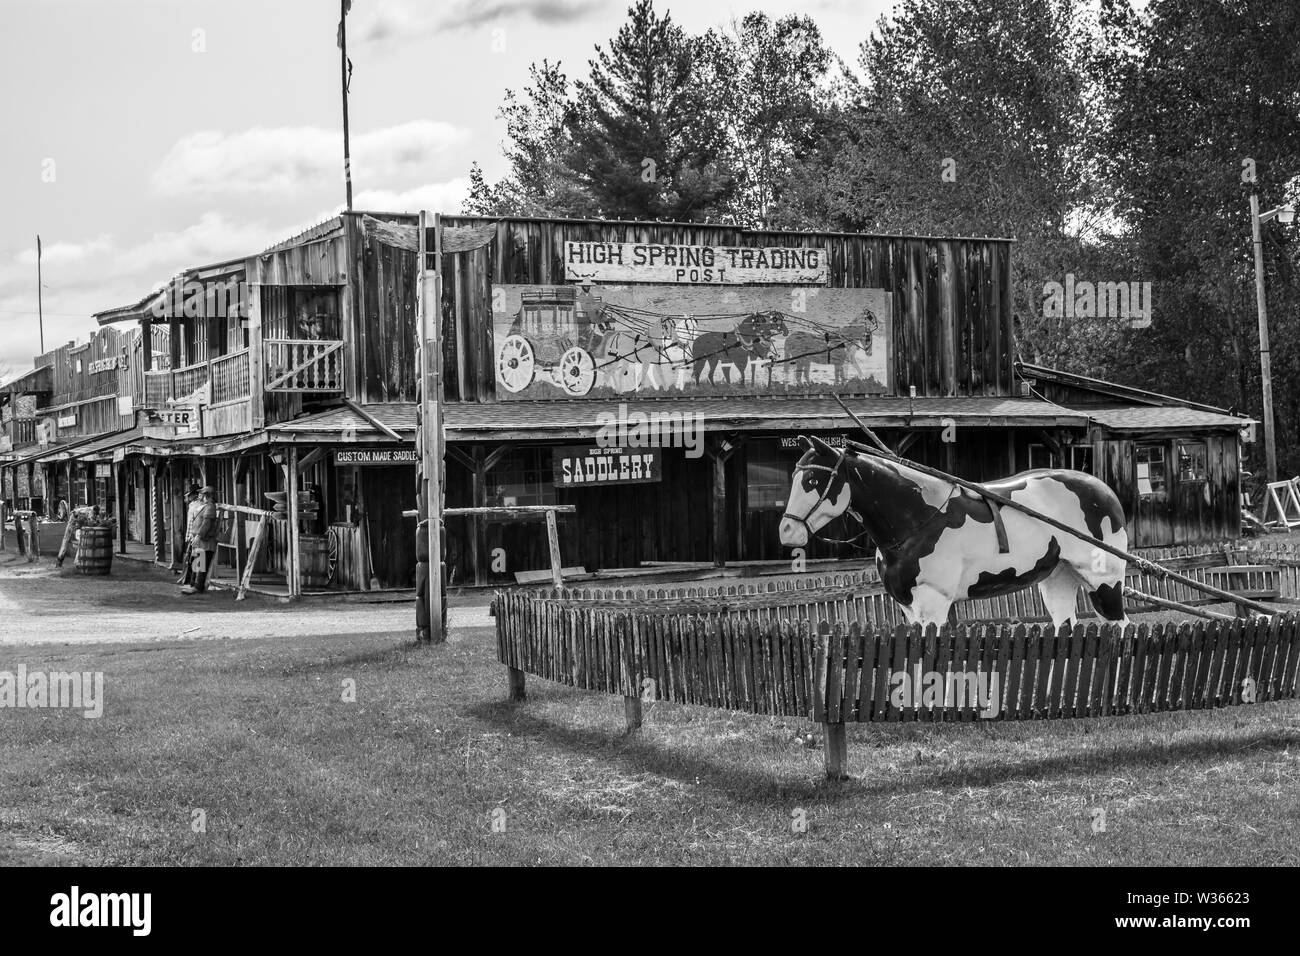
[346, 178, 472, 215]
[356, 0, 606, 43]
[152, 120, 469, 199]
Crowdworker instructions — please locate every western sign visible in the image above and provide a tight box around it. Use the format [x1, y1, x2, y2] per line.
[334, 448, 418, 465]
[564, 242, 829, 284]
[553, 445, 661, 487]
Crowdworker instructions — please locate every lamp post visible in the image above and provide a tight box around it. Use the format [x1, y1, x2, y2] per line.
[1248, 195, 1296, 484]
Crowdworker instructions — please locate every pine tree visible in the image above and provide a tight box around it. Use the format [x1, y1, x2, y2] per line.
[562, 0, 735, 221]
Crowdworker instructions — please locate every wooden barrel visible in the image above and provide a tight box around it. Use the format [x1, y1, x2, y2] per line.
[75, 526, 113, 575]
[299, 534, 330, 588]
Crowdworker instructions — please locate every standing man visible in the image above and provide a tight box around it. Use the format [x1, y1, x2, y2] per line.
[177, 483, 203, 586]
[55, 504, 100, 568]
[181, 486, 219, 595]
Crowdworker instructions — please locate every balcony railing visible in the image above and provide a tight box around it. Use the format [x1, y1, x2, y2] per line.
[144, 354, 240, 407]
[5, 418, 37, 447]
[264, 339, 344, 393]
[210, 349, 251, 404]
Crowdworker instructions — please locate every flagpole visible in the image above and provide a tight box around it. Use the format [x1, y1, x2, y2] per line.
[36, 235, 44, 353]
[340, 0, 353, 211]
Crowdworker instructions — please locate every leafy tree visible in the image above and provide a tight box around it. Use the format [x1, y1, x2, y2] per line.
[797, 0, 1125, 369]
[462, 61, 593, 217]
[1099, 0, 1300, 472]
[561, 0, 735, 221]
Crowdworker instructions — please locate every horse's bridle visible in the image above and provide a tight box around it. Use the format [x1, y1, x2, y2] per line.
[782, 446, 872, 549]
[784, 445, 961, 553]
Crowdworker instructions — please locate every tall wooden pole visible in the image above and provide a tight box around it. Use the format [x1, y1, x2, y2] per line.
[339, 0, 353, 212]
[1249, 191, 1277, 483]
[417, 211, 445, 641]
[37, 235, 44, 354]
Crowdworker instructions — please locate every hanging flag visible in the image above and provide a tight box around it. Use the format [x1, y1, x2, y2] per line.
[337, 0, 352, 49]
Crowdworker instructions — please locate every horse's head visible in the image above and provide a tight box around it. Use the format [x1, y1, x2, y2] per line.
[779, 436, 855, 547]
[756, 310, 789, 338]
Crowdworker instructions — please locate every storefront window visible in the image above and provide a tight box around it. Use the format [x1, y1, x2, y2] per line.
[489, 447, 556, 507]
[1028, 443, 1053, 469]
[1177, 441, 1208, 482]
[746, 442, 795, 510]
[1136, 444, 1166, 496]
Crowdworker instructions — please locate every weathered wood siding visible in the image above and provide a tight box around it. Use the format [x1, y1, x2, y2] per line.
[431, 217, 1015, 402]
[346, 215, 419, 404]
[1093, 433, 1238, 547]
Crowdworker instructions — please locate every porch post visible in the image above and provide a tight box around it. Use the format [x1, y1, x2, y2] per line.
[286, 444, 301, 599]
[113, 459, 126, 554]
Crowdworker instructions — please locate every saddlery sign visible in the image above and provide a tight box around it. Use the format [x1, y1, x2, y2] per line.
[553, 445, 662, 487]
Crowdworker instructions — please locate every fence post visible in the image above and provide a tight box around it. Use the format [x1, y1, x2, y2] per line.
[815, 620, 849, 779]
[27, 513, 40, 561]
[507, 667, 526, 702]
[624, 695, 642, 733]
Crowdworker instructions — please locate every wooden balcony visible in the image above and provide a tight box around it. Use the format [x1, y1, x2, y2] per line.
[264, 339, 344, 393]
[5, 417, 38, 447]
[211, 349, 251, 404]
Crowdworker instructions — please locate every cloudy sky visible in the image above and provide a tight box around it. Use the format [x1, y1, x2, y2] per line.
[0, 0, 890, 376]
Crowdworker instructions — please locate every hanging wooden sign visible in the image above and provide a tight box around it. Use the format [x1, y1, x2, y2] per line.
[564, 242, 829, 284]
[553, 445, 662, 487]
[334, 448, 418, 466]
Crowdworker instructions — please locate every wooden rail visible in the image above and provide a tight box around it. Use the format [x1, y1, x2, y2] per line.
[264, 339, 344, 392]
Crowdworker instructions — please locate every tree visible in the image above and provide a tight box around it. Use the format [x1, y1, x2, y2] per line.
[559, 0, 735, 221]
[1099, 0, 1300, 471]
[708, 13, 843, 227]
[797, 0, 1126, 370]
[462, 60, 593, 217]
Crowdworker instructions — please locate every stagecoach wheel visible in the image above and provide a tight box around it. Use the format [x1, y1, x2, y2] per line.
[497, 334, 536, 393]
[326, 526, 339, 585]
[558, 347, 596, 396]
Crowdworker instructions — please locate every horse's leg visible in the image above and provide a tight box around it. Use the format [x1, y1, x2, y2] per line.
[1037, 563, 1083, 629]
[1070, 544, 1129, 624]
[900, 583, 954, 629]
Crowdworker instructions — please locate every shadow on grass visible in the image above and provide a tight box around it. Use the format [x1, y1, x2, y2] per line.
[469, 693, 1300, 805]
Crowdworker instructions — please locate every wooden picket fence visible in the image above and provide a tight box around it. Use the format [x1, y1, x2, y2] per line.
[494, 551, 1300, 777]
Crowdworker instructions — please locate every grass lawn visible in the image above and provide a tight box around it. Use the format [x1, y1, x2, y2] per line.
[2, 625, 1298, 866]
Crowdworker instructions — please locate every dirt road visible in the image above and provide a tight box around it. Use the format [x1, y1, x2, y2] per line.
[0, 553, 490, 646]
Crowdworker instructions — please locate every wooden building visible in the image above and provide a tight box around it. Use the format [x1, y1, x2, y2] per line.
[2, 213, 1253, 593]
[1017, 363, 1249, 547]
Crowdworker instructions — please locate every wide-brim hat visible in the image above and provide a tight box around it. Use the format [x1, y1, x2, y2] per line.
[187, 483, 202, 496]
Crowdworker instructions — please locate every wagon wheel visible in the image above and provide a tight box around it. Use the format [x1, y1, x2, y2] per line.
[558, 347, 596, 396]
[326, 526, 339, 586]
[497, 334, 536, 393]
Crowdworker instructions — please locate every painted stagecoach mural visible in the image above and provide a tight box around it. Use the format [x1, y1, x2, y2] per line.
[491, 283, 892, 400]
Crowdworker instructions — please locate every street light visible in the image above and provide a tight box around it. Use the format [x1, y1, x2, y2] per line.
[1248, 196, 1297, 484]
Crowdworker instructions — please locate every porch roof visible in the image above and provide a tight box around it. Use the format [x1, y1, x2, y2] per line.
[256, 396, 1087, 444]
[1083, 404, 1251, 432]
[441, 395, 1090, 441]
[40, 426, 145, 463]
[0, 431, 106, 468]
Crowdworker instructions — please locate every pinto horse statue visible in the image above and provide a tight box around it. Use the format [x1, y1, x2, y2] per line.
[778, 436, 1129, 628]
